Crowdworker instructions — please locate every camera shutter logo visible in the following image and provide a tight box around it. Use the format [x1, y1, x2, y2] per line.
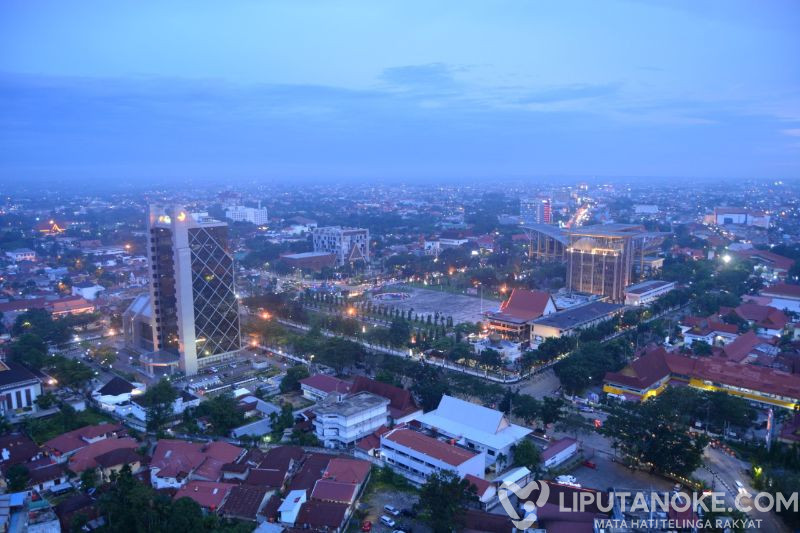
[498, 480, 550, 530]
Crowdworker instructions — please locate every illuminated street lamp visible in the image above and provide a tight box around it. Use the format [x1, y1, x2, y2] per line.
[722, 254, 732, 264]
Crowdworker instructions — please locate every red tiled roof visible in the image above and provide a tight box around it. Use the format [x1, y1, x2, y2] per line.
[541, 438, 577, 461]
[174, 481, 235, 510]
[464, 474, 492, 498]
[681, 316, 739, 336]
[288, 453, 331, 492]
[719, 331, 761, 363]
[382, 428, 478, 467]
[68, 437, 138, 473]
[734, 249, 795, 272]
[604, 346, 673, 390]
[244, 468, 287, 488]
[310, 479, 357, 503]
[0, 298, 46, 314]
[349, 376, 418, 419]
[323, 457, 370, 485]
[762, 283, 800, 299]
[490, 289, 553, 322]
[730, 303, 789, 330]
[43, 423, 122, 456]
[299, 375, 352, 394]
[355, 426, 390, 452]
[295, 500, 349, 530]
[219, 485, 269, 520]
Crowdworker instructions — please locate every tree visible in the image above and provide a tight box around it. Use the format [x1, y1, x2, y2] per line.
[139, 379, 178, 433]
[602, 393, 708, 477]
[512, 439, 541, 472]
[478, 348, 503, 369]
[194, 394, 245, 436]
[6, 464, 29, 491]
[692, 340, 713, 356]
[35, 391, 57, 410]
[80, 467, 97, 490]
[418, 471, 478, 533]
[411, 365, 450, 411]
[539, 397, 565, 426]
[9, 333, 48, 369]
[511, 394, 540, 425]
[388, 318, 411, 347]
[280, 364, 310, 393]
[167, 498, 205, 532]
[555, 411, 593, 439]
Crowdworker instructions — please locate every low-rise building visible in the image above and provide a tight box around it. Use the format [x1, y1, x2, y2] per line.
[71, 282, 105, 301]
[0, 361, 42, 418]
[623, 280, 675, 306]
[312, 392, 389, 448]
[531, 301, 625, 348]
[484, 289, 556, 346]
[300, 375, 351, 402]
[5, 249, 36, 262]
[414, 395, 531, 466]
[380, 427, 484, 485]
[541, 437, 578, 469]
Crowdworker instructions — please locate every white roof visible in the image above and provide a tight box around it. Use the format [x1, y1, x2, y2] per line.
[417, 395, 531, 450]
[496, 466, 532, 485]
[278, 490, 306, 513]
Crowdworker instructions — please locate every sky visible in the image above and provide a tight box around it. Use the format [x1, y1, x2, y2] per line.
[1, 0, 799, 185]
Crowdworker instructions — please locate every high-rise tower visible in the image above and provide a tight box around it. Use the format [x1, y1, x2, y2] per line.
[147, 205, 241, 375]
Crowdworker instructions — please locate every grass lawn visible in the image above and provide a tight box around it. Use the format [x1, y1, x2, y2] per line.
[25, 407, 114, 444]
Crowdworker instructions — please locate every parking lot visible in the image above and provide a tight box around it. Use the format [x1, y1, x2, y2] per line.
[360, 488, 429, 533]
[564, 453, 675, 492]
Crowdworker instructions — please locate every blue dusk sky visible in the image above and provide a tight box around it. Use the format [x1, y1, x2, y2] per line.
[0, 0, 798, 184]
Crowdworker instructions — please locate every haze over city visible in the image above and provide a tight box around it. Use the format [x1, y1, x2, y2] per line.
[1, 0, 799, 185]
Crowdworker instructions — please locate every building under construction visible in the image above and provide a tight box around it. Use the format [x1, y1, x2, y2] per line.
[524, 223, 665, 302]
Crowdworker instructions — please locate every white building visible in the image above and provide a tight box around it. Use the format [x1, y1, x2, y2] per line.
[312, 226, 370, 266]
[225, 203, 269, 226]
[279, 490, 307, 525]
[71, 282, 106, 301]
[414, 396, 531, 466]
[92, 377, 146, 411]
[5, 248, 36, 262]
[312, 392, 389, 448]
[623, 280, 675, 306]
[541, 437, 578, 469]
[380, 427, 485, 485]
[0, 361, 42, 417]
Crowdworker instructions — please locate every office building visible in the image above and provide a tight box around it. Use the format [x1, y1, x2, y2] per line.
[312, 392, 389, 448]
[565, 224, 663, 302]
[225, 202, 269, 226]
[147, 205, 242, 376]
[312, 226, 370, 266]
[520, 196, 552, 224]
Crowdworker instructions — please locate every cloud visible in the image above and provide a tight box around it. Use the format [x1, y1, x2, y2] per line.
[517, 83, 621, 104]
[783, 128, 800, 137]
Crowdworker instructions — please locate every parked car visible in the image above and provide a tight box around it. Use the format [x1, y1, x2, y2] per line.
[361, 521, 372, 532]
[380, 516, 396, 528]
[384, 505, 400, 516]
[582, 460, 597, 469]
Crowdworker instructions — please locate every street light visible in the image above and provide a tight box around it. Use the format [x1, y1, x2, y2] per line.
[722, 254, 732, 264]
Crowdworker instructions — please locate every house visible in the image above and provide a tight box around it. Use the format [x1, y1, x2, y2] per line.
[0, 361, 42, 417]
[174, 481, 235, 512]
[414, 395, 532, 465]
[759, 283, 800, 314]
[278, 489, 307, 525]
[541, 437, 578, 469]
[348, 376, 421, 424]
[733, 249, 794, 281]
[67, 437, 138, 474]
[294, 500, 350, 533]
[71, 282, 105, 301]
[42, 423, 123, 461]
[312, 392, 389, 448]
[300, 375, 351, 402]
[680, 317, 739, 346]
[719, 303, 789, 337]
[219, 485, 270, 522]
[150, 439, 244, 489]
[46, 296, 94, 317]
[380, 427, 485, 485]
[465, 474, 497, 509]
[310, 480, 357, 505]
[5, 249, 36, 262]
[28, 463, 69, 493]
[0, 433, 44, 468]
[485, 289, 557, 346]
[92, 377, 146, 411]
